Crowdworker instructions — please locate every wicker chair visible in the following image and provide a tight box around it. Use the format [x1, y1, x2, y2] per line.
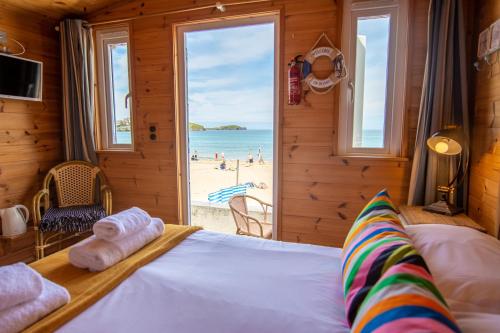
[229, 195, 272, 239]
[32, 161, 112, 259]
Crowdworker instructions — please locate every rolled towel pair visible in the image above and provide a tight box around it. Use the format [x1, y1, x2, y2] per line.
[0, 264, 70, 333]
[69, 217, 165, 271]
[93, 207, 152, 241]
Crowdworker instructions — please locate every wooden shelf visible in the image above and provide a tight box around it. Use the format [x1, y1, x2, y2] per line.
[399, 206, 487, 233]
[0, 227, 36, 264]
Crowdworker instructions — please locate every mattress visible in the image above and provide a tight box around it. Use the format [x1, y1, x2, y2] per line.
[57, 230, 350, 333]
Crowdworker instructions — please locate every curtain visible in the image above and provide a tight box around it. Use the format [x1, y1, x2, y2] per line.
[60, 19, 97, 164]
[408, 0, 470, 207]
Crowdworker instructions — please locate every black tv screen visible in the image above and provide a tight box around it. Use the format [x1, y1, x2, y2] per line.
[0, 54, 42, 101]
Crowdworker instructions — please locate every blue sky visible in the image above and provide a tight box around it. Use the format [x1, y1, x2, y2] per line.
[357, 16, 390, 131]
[111, 43, 130, 121]
[109, 19, 389, 134]
[186, 23, 275, 130]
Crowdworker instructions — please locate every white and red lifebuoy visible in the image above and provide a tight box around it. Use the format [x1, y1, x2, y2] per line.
[302, 46, 347, 94]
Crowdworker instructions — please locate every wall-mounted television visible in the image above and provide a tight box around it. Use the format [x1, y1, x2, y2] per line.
[0, 53, 42, 101]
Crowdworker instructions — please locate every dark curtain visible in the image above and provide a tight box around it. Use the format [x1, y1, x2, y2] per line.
[60, 19, 97, 164]
[408, 0, 470, 208]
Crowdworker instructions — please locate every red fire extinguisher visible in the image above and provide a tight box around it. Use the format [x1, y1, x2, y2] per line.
[288, 56, 302, 105]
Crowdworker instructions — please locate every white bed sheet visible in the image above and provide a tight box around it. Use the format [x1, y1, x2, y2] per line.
[58, 230, 349, 333]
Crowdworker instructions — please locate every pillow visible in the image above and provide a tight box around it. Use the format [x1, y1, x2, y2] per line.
[351, 255, 462, 333]
[406, 224, 500, 314]
[342, 189, 410, 326]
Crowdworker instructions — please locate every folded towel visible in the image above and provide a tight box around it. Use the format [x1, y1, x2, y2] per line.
[0, 263, 44, 312]
[93, 207, 152, 241]
[70, 218, 165, 271]
[0, 278, 70, 333]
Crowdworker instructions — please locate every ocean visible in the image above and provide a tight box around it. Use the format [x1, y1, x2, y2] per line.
[189, 129, 273, 161]
[116, 129, 384, 159]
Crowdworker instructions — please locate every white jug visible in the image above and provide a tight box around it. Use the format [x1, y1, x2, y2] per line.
[0, 205, 29, 237]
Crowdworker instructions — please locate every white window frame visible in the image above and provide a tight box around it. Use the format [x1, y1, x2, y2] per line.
[338, 0, 409, 157]
[95, 26, 134, 151]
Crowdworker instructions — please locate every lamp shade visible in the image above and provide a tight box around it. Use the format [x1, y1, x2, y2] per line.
[426, 127, 464, 156]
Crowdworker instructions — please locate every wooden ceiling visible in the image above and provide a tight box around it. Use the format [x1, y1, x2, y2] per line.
[2, 0, 122, 19]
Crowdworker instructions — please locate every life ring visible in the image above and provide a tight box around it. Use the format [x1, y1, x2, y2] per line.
[302, 46, 347, 94]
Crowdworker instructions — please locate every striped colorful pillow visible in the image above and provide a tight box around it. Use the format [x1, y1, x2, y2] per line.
[351, 254, 462, 333]
[341, 189, 408, 326]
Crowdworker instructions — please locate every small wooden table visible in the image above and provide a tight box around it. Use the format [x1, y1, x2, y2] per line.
[399, 205, 487, 233]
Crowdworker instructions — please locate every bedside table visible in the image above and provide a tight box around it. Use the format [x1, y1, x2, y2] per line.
[399, 205, 487, 233]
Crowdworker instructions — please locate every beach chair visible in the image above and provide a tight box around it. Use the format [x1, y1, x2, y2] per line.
[229, 195, 272, 239]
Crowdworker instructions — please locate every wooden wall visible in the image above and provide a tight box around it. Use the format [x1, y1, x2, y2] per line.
[469, 0, 500, 237]
[0, 5, 63, 216]
[88, 0, 429, 247]
[0, 4, 63, 261]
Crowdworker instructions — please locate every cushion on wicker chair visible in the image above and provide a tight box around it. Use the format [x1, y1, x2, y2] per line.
[40, 204, 106, 233]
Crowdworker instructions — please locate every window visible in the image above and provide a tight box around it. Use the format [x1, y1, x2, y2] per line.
[95, 26, 133, 150]
[339, 0, 409, 156]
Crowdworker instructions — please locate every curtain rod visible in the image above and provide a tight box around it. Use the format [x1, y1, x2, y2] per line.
[83, 0, 273, 28]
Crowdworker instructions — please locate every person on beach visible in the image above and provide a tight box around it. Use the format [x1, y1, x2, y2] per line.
[220, 158, 226, 170]
[215, 152, 218, 160]
[221, 152, 225, 160]
[247, 151, 254, 165]
[191, 150, 199, 161]
[258, 146, 264, 164]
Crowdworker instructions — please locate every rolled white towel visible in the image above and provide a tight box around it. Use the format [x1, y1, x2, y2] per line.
[0, 278, 70, 333]
[93, 207, 152, 241]
[0, 263, 44, 311]
[70, 218, 165, 271]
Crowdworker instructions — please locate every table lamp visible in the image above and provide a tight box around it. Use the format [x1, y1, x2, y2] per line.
[424, 126, 467, 216]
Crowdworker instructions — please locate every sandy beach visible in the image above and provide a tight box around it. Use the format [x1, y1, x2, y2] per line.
[189, 159, 273, 205]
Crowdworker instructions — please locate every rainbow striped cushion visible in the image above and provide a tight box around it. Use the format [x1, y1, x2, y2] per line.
[342, 189, 408, 325]
[351, 255, 461, 333]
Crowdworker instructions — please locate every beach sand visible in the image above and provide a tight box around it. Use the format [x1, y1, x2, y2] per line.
[189, 159, 274, 234]
[189, 159, 273, 204]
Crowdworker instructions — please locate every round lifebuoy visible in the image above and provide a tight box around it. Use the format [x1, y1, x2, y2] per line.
[302, 46, 347, 94]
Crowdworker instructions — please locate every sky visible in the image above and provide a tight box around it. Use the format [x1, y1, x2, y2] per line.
[109, 19, 389, 134]
[186, 23, 275, 130]
[110, 43, 131, 122]
[357, 16, 390, 132]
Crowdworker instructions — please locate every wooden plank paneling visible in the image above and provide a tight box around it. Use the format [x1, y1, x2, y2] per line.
[88, 0, 428, 247]
[0, 7, 63, 263]
[0, 0, 122, 20]
[469, 0, 500, 238]
[0, 7, 63, 212]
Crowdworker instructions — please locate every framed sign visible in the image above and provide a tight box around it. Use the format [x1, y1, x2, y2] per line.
[478, 27, 490, 59]
[490, 19, 500, 53]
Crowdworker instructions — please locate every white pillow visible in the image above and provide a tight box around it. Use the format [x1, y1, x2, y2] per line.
[405, 224, 500, 314]
[453, 311, 500, 333]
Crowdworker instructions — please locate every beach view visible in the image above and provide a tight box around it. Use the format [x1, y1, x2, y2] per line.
[184, 23, 276, 234]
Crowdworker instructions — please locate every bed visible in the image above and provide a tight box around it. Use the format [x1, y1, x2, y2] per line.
[23, 192, 500, 333]
[57, 230, 350, 333]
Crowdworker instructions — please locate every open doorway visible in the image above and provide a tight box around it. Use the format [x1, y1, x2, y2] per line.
[175, 14, 279, 238]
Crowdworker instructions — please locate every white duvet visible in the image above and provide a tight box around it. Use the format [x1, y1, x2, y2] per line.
[58, 230, 350, 333]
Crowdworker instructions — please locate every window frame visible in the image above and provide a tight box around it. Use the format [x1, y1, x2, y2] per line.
[95, 25, 135, 151]
[338, 0, 409, 157]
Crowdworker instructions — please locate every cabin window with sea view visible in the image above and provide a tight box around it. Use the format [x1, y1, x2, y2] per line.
[176, 16, 278, 237]
[339, 0, 408, 157]
[96, 27, 133, 150]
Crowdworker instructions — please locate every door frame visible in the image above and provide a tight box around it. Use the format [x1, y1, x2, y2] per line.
[173, 12, 281, 239]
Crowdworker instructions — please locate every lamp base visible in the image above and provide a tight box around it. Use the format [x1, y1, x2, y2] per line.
[423, 200, 463, 216]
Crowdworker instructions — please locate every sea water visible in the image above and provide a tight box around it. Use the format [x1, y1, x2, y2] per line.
[189, 130, 274, 161]
[116, 129, 383, 160]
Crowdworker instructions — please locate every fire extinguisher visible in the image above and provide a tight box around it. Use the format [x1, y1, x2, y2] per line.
[288, 55, 302, 105]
